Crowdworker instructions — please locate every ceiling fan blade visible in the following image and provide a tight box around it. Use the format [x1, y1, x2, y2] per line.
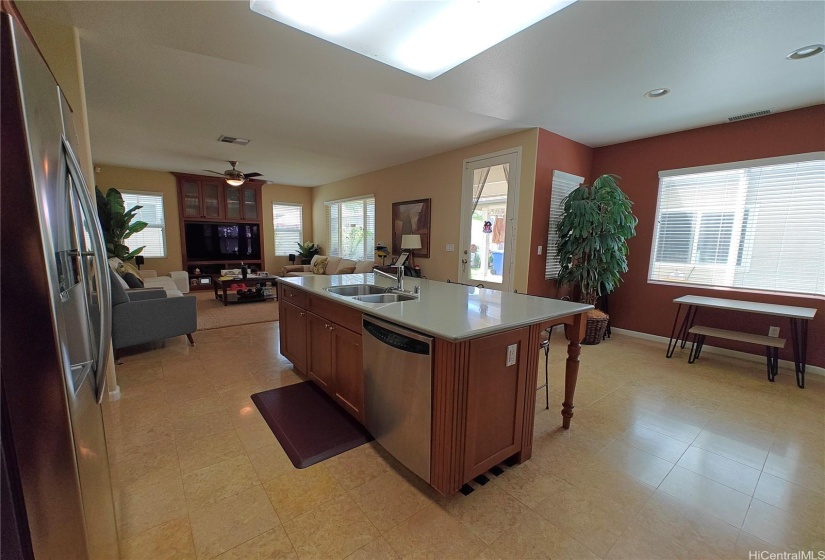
[243, 172, 263, 178]
[204, 170, 226, 176]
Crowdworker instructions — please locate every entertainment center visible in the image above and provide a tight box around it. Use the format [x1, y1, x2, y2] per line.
[172, 172, 266, 290]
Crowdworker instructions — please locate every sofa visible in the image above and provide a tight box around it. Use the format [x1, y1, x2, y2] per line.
[108, 258, 189, 296]
[280, 255, 376, 277]
[108, 268, 197, 353]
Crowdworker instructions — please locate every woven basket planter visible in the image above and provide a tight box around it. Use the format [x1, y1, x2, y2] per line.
[582, 314, 609, 345]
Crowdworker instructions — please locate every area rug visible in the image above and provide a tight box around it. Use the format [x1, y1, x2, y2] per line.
[251, 382, 374, 468]
[195, 291, 279, 330]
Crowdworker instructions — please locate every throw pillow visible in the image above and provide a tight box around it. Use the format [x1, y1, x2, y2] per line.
[312, 257, 329, 274]
[121, 262, 142, 278]
[337, 266, 356, 274]
[122, 272, 144, 288]
[354, 260, 375, 273]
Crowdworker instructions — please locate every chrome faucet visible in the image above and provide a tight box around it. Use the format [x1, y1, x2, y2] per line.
[373, 266, 404, 292]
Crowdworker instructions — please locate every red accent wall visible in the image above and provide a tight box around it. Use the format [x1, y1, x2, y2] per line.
[590, 104, 825, 368]
[527, 128, 593, 297]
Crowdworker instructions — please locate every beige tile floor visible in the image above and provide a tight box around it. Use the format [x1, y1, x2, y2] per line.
[106, 322, 825, 560]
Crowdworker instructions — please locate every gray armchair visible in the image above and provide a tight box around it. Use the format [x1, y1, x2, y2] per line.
[109, 269, 197, 353]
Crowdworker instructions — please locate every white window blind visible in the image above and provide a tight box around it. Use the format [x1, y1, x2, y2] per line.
[326, 196, 375, 261]
[272, 203, 303, 256]
[649, 153, 825, 297]
[545, 170, 583, 279]
[121, 191, 166, 258]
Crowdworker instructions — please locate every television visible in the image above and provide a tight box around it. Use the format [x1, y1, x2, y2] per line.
[185, 222, 261, 261]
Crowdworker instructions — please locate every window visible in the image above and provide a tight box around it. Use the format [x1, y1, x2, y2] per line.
[121, 191, 166, 258]
[545, 170, 583, 279]
[272, 203, 303, 256]
[326, 196, 375, 261]
[649, 154, 825, 296]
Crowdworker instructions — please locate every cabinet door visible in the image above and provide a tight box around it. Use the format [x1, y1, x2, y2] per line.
[182, 179, 202, 217]
[331, 325, 364, 424]
[281, 301, 308, 374]
[201, 181, 223, 219]
[463, 328, 528, 481]
[224, 185, 241, 219]
[242, 187, 258, 220]
[307, 312, 335, 394]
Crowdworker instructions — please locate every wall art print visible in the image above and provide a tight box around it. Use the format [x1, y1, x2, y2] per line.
[392, 198, 431, 258]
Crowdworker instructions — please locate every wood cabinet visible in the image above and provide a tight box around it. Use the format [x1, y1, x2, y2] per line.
[463, 329, 528, 480]
[174, 173, 263, 223]
[307, 312, 335, 391]
[224, 185, 259, 221]
[180, 177, 224, 219]
[278, 285, 365, 424]
[280, 300, 308, 374]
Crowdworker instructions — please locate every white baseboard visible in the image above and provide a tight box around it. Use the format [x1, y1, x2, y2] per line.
[108, 385, 121, 401]
[610, 327, 825, 377]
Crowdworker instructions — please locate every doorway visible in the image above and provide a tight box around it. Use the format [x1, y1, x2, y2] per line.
[459, 149, 521, 291]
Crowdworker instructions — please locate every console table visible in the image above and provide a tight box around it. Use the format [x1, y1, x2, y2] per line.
[666, 295, 817, 388]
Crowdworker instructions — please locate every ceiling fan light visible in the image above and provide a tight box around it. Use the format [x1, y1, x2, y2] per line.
[226, 178, 245, 186]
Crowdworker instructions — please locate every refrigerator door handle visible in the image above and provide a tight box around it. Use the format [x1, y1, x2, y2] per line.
[62, 136, 112, 404]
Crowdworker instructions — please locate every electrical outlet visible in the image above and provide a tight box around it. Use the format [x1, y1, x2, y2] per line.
[768, 326, 780, 337]
[446, 244, 455, 252]
[506, 344, 518, 367]
[537, 245, 543, 255]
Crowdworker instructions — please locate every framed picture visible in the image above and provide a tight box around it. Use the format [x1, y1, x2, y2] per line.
[392, 198, 431, 258]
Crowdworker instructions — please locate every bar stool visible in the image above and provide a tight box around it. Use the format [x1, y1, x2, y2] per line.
[538, 328, 551, 409]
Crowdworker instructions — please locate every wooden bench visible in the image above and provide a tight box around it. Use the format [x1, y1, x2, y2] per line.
[687, 326, 786, 382]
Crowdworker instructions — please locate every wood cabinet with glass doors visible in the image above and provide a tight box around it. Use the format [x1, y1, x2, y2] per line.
[173, 172, 262, 223]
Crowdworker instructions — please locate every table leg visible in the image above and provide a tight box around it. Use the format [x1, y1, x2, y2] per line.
[223, 284, 229, 306]
[213, 282, 219, 301]
[667, 304, 699, 357]
[561, 312, 586, 429]
[790, 318, 808, 388]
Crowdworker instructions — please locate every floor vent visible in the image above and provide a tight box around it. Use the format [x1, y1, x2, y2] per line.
[217, 135, 250, 146]
[727, 109, 771, 123]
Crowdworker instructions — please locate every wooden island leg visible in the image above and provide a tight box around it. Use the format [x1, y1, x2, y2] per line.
[562, 312, 587, 429]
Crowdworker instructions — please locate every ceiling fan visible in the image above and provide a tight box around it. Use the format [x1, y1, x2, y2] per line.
[204, 161, 263, 186]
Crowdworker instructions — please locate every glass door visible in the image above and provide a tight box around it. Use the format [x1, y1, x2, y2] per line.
[459, 150, 521, 291]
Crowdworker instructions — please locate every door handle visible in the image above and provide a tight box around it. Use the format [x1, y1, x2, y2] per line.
[63, 136, 111, 404]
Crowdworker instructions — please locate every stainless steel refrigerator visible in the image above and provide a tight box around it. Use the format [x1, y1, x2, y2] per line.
[1, 9, 120, 559]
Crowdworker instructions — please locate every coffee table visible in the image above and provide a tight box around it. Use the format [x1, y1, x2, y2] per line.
[213, 275, 278, 306]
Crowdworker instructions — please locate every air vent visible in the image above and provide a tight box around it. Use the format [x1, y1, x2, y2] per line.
[217, 135, 250, 146]
[727, 110, 771, 123]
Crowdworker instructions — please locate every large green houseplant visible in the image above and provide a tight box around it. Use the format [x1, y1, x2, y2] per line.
[556, 174, 638, 342]
[95, 187, 148, 261]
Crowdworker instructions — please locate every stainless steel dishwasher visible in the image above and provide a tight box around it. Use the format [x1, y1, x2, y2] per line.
[362, 317, 433, 482]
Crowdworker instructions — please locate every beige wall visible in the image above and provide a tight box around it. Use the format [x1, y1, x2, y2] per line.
[261, 183, 314, 274]
[15, 8, 94, 181]
[94, 165, 182, 275]
[312, 129, 538, 291]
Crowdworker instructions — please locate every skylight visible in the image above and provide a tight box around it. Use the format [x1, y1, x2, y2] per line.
[250, 0, 577, 80]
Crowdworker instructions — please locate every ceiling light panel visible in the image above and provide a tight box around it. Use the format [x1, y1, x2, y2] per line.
[250, 0, 577, 80]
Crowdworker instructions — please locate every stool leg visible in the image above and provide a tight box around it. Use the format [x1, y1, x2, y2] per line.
[544, 343, 550, 410]
[766, 346, 775, 382]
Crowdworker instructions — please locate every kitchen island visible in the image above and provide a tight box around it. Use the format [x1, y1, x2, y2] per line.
[276, 274, 592, 495]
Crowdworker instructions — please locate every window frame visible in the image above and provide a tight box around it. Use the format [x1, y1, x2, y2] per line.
[648, 152, 825, 297]
[120, 189, 167, 258]
[545, 170, 583, 279]
[271, 202, 303, 257]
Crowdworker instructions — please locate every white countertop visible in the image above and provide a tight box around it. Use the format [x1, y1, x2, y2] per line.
[277, 274, 593, 341]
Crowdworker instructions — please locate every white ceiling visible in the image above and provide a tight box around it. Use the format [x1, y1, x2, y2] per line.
[24, 1, 825, 186]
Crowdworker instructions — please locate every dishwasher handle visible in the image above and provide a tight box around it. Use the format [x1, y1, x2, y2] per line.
[363, 319, 431, 355]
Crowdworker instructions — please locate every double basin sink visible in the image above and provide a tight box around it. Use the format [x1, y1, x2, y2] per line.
[324, 284, 417, 304]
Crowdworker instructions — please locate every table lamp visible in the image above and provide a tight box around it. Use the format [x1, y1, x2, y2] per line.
[401, 234, 422, 268]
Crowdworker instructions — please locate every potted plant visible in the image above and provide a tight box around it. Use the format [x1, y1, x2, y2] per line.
[296, 241, 321, 264]
[95, 187, 148, 261]
[556, 174, 638, 344]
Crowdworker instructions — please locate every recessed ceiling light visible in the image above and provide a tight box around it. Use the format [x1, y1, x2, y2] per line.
[644, 88, 670, 98]
[786, 44, 825, 60]
[250, 0, 577, 80]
